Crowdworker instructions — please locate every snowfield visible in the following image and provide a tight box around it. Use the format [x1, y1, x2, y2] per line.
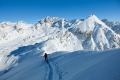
[0, 15, 120, 80]
[0, 49, 120, 80]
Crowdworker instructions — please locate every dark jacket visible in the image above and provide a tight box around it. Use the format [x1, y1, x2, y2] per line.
[44, 53, 48, 62]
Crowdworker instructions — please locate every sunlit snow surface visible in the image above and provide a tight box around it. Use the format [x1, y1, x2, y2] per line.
[0, 49, 120, 80]
[0, 15, 120, 79]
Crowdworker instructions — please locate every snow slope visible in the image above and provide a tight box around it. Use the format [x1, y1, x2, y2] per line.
[0, 49, 120, 80]
[0, 15, 120, 71]
[102, 19, 120, 34]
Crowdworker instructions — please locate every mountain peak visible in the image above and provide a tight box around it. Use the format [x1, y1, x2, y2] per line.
[88, 14, 98, 19]
[86, 14, 101, 23]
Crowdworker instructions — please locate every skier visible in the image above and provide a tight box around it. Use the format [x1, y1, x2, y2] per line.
[44, 53, 48, 63]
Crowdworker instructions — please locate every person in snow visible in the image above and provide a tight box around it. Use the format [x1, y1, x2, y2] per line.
[44, 53, 48, 63]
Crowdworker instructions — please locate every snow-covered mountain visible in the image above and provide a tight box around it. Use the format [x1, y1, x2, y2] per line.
[0, 15, 120, 71]
[102, 19, 120, 34]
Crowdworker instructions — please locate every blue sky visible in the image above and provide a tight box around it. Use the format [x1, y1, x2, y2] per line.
[0, 0, 120, 23]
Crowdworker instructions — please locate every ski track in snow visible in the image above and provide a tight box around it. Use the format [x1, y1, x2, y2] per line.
[46, 60, 62, 80]
[44, 61, 49, 80]
[48, 62, 53, 80]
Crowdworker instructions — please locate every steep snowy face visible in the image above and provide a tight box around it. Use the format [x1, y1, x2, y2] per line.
[41, 30, 83, 53]
[67, 15, 120, 50]
[102, 19, 120, 34]
[0, 15, 120, 71]
[34, 18, 83, 53]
